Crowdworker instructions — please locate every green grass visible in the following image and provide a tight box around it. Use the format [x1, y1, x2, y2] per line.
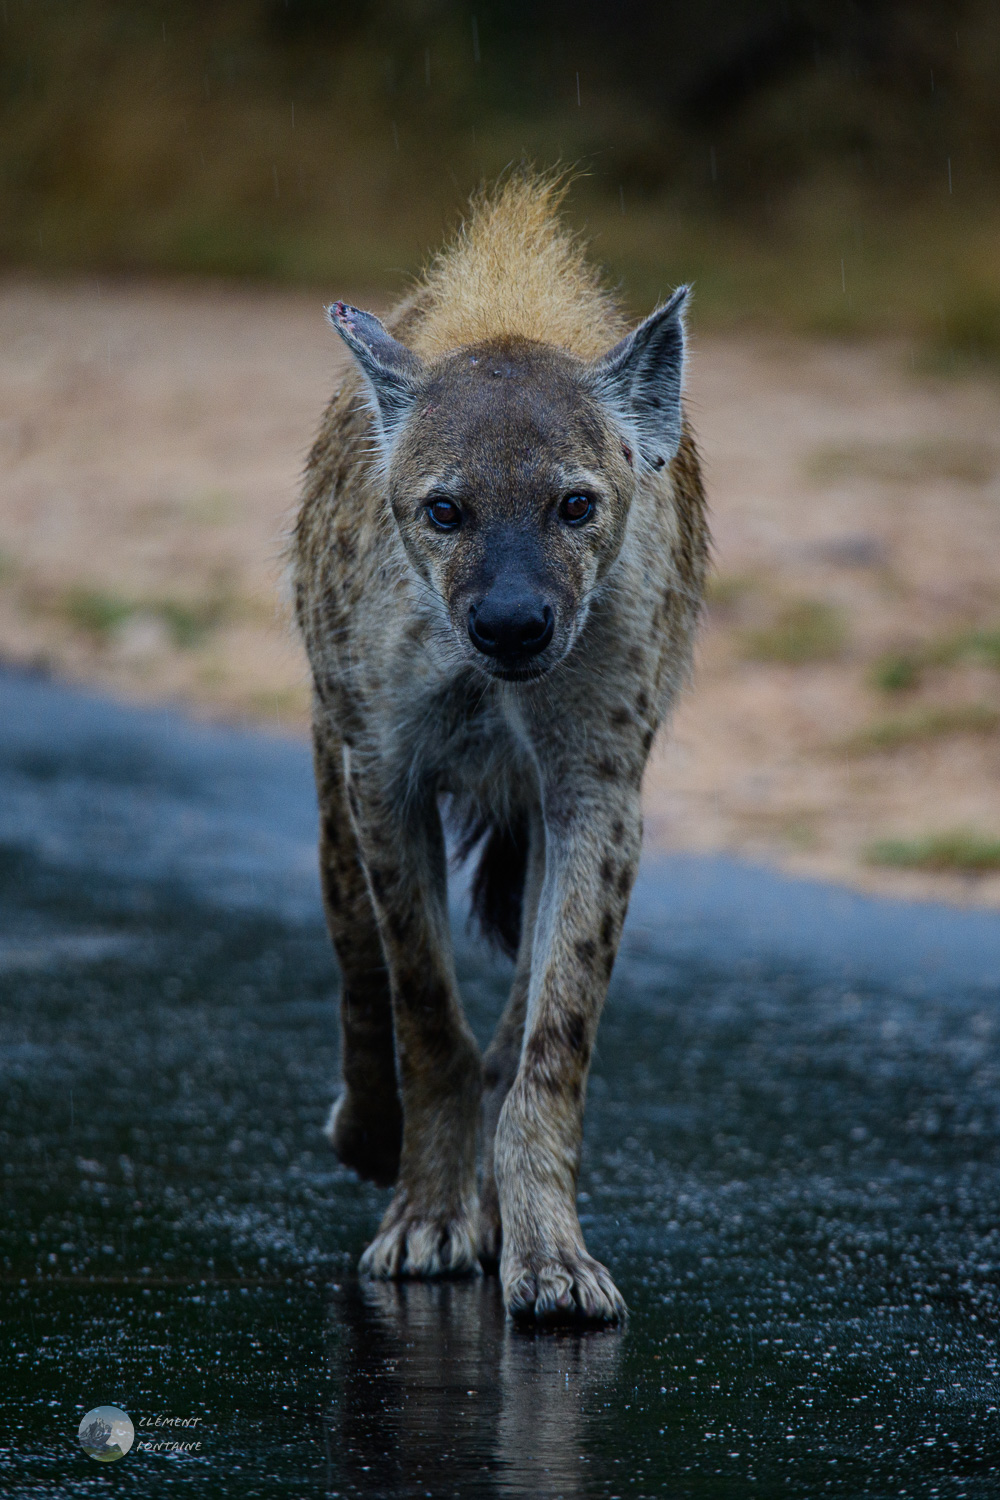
[843, 702, 1000, 752]
[869, 627, 1000, 694]
[156, 598, 229, 649]
[929, 628, 1000, 671]
[866, 831, 1000, 873]
[743, 601, 846, 665]
[58, 588, 231, 648]
[869, 653, 923, 694]
[60, 588, 135, 639]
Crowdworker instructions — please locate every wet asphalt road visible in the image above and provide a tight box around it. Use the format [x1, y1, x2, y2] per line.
[2, 667, 1000, 1498]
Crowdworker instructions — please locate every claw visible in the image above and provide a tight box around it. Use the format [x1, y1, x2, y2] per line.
[360, 1211, 482, 1281]
[503, 1252, 626, 1325]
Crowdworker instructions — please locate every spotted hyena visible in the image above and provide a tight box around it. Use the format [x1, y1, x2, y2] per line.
[293, 174, 708, 1323]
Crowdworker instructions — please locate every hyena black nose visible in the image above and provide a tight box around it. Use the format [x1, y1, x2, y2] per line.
[468, 595, 555, 660]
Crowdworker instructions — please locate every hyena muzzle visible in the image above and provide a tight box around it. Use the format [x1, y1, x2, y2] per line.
[292, 178, 708, 1323]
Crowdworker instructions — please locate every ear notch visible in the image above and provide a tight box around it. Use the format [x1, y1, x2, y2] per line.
[327, 301, 425, 450]
[588, 285, 689, 471]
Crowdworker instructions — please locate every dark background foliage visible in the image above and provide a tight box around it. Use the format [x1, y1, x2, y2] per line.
[1, 1, 998, 343]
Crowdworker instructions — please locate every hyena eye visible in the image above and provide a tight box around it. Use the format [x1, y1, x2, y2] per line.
[426, 496, 462, 531]
[559, 493, 593, 525]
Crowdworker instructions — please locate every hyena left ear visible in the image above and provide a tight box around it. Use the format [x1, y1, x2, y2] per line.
[327, 301, 425, 453]
[588, 285, 689, 472]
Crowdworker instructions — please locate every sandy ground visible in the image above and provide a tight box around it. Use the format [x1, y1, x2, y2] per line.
[2, 275, 999, 906]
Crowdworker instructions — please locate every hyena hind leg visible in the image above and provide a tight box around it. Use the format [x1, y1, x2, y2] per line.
[314, 722, 402, 1187]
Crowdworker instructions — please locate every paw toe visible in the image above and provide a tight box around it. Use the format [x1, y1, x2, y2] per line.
[504, 1254, 625, 1325]
[360, 1215, 481, 1281]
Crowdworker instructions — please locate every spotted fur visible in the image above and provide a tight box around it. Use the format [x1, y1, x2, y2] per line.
[292, 172, 708, 1321]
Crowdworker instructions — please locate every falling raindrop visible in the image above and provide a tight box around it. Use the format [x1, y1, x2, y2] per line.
[841, 258, 846, 294]
[392, 121, 399, 152]
[576, 71, 581, 107]
[947, 157, 953, 194]
[472, 15, 480, 65]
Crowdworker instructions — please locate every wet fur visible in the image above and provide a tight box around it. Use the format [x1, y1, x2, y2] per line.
[292, 173, 708, 1321]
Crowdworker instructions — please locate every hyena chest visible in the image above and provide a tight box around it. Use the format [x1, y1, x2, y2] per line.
[387, 673, 533, 815]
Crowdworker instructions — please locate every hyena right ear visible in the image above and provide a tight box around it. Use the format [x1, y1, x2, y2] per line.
[327, 302, 425, 455]
[587, 286, 689, 472]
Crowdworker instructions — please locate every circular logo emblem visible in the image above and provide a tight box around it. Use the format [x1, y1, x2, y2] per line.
[78, 1406, 134, 1462]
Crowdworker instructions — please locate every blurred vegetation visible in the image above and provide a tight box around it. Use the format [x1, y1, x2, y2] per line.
[2, 0, 1000, 350]
[844, 702, 1000, 753]
[867, 831, 1000, 873]
[743, 599, 846, 664]
[869, 625, 1000, 693]
[56, 585, 234, 649]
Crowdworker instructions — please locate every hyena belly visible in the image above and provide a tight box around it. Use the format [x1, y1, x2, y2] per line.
[293, 174, 707, 1322]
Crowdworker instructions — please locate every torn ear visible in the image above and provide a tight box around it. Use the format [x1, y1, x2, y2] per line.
[327, 301, 425, 450]
[588, 286, 689, 472]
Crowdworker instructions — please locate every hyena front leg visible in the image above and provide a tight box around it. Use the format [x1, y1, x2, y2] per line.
[495, 783, 642, 1323]
[314, 721, 402, 1187]
[346, 766, 483, 1278]
[478, 807, 545, 1268]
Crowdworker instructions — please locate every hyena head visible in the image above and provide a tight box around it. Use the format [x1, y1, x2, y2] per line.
[329, 291, 688, 682]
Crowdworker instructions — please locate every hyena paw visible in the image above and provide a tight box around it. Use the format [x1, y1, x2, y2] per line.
[325, 1088, 402, 1188]
[359, 1206, 482, 1280]
[476, 1180, 502, 1272]
[502, 1249, 626, 1325]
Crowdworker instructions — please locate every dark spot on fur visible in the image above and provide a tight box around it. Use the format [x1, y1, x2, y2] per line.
[617, 867, 631, 898]
[601, 912, 615, 948]
[523, 1024, 559, 1069]
[636, 690, 650, 714]
[597, 754, 617, 780]
[610, 707, 631, 728]
[565, 1013, 586, 1054]
[642, 728, 655, 753]
[575, 938, 597, 965]
[525, 1012, 587, 1071]
[600, 857, 615, 885]
[612, 820, 625, 844]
